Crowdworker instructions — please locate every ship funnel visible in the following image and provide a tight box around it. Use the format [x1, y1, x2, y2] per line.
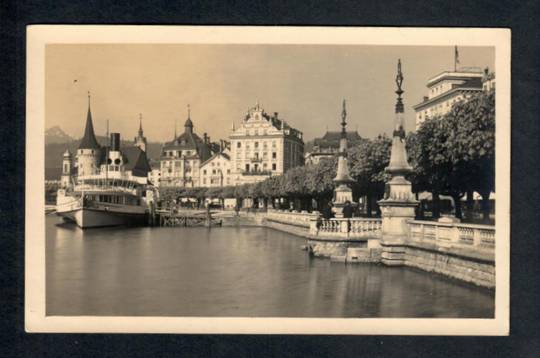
[110, 133, 120, 151]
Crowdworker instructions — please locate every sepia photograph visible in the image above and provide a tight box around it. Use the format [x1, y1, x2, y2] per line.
[26, 26, 510, 334]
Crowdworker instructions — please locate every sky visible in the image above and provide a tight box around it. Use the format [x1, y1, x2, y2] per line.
[45, 44, 494, 142]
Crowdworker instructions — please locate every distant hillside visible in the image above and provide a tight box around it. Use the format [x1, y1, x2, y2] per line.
[45, 126, 73, 144]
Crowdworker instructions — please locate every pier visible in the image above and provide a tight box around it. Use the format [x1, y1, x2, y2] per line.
[157, 209, 223, 227]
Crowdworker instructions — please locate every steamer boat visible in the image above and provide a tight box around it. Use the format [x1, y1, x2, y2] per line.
[55, 95, 154, 228]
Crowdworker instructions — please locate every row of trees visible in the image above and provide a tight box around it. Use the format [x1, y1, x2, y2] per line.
[159, 91, 495, 222]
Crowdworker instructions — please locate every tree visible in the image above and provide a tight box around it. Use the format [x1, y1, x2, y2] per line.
[304, 158, 336, 209]
[348, 135, 391, 216]
[445, 91, 495, 221]
[409, 90, 495, 221]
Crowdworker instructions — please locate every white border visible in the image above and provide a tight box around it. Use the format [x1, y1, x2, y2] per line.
[26, 26, 511, 335]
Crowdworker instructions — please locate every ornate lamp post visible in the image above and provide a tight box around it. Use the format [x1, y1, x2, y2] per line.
[378, 59, 418, 266]
[332, 99, 355, 217]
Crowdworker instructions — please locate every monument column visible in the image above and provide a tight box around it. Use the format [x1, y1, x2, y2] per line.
[378, 59, 418, 266]
[332, 100, 355, 217]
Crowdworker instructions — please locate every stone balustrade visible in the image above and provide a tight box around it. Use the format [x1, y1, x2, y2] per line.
[266, 209, 319, 228]
[408, 220, 495, 249]
[310, 218, 382, 240]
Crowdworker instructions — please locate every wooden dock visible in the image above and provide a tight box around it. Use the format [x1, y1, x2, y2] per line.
[157, 209, 222, 227]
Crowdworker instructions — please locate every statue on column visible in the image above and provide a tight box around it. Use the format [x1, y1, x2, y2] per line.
[332, 99, 355, 217]
[378, 59, 419, 265]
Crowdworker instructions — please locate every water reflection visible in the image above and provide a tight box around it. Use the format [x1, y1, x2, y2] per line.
[46, 216, 494, 318]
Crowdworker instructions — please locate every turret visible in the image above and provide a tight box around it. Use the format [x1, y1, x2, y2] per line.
[184, 104, 193, 134]
[61, 149, 73, 188]
[76, 92, 101, 177]
[134, 113, 147, 152]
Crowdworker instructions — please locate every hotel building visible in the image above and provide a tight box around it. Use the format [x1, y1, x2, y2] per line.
[229, 103, 304, 185]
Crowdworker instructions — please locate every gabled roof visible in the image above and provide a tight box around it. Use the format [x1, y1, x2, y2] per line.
[121, 146, 151, 177]
[200, 151, 231, 167]
[78, 105, 101, 150]
[162, 128, 213, 162]
[313, 131, 362, 147]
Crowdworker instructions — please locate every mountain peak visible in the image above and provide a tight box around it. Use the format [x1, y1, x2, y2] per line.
[45, 126, 73, 144]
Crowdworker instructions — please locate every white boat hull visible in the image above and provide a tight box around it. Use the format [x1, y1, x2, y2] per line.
[56, 189, 148, 229]
[58, 208, 147, 229]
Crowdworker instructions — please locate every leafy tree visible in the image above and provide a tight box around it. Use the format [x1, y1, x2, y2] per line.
[445, 91, 495, 221]
[348, 135, 391, 216]
[304, 158, 336, 209]
[410, 90, 495, 221]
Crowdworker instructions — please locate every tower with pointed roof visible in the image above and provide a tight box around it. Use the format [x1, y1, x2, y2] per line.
[378, 59, 418, 266]
[76, 92, 102, 177]
[134, 113, 147, 152]
[61, 149, 73, 188]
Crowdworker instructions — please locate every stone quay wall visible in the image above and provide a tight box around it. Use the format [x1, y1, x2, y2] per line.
[258, 210, 496, 288]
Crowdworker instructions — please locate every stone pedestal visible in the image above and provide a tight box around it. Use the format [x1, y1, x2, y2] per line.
[332, 184, 353, 217]
[378, 175, 418, 266]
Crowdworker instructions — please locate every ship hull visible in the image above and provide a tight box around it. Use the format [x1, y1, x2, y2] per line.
[57, 208, 147, 229]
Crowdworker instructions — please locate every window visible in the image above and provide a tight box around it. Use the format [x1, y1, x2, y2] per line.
[237, 142, 241, 148]
[245, 164, 250, 172]
[227, 169, 230, 174]
[203, 169, 207, 175]
[212, 169, 216, 175]
[272, 163, 277, 171]
[254, 141, 259, 148]
[272, 152, 277, 159]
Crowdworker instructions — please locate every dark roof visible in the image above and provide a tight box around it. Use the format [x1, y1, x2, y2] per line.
[162, 128, 213, 162]
[97, 145, 151, 178]
[313, 131, 362, 148]
[78, 105, 101, 150]
[121, 146, 151, 177]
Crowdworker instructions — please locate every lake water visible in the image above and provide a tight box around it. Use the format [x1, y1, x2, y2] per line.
[46, 216, 494, 317]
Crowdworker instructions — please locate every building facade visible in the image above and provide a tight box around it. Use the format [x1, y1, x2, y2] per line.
[159, 109, 216, 187]
[305, 130, 362, 165]
[200, 151, 232, 187]
[229, 103, 304, 185]
[413, 67, 485, 130]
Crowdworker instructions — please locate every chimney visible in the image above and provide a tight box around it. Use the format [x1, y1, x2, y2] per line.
[203, 132, 208, 144]
[423, 96, 429, 102]
[110, 133, 120, 151]
[274, 112, 278, 119]
[219, 139, 224, 152]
